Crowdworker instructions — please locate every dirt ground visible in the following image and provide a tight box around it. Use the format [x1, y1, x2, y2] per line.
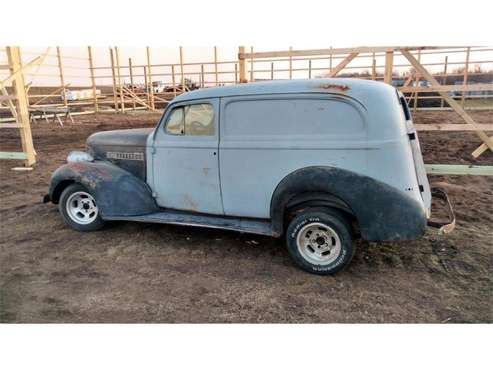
[1, 111, 492, 323]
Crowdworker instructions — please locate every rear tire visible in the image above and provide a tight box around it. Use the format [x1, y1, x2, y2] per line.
[59, 183, 105, 231]
[286, 208, 354, 275]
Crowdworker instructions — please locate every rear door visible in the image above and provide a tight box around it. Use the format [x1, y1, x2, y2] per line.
[151, 98, 223, 215]
[398, 92, 431, 211]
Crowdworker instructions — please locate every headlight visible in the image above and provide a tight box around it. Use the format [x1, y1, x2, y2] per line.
[67, 151, 94, 163]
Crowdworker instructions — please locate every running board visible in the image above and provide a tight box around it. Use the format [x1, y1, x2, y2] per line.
[105, 210, 278, 237]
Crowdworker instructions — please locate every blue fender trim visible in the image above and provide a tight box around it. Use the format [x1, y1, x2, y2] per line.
[48, 160, 158, 218]
[270, 166, 427, 241]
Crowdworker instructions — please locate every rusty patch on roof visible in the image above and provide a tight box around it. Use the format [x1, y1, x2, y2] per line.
[318, 83, 350, 91]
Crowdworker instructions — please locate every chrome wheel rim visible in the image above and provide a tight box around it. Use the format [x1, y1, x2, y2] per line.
[66, 191, 98, 225]
[296, 222, 341, 265]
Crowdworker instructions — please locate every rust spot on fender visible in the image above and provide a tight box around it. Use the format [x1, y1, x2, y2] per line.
[318, 83, 350, 91]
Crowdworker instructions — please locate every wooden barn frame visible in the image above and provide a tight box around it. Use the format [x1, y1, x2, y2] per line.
[1, 45, 492, 167]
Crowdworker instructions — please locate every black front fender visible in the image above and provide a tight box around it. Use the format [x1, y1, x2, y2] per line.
[48, 160, 158, 218]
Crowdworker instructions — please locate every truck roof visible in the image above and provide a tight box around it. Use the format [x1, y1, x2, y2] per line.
[172, 78, 395, 103]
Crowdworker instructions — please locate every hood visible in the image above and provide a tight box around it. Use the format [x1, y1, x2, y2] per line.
[86, 128, 153, 181]
[87, 128, 153, 148]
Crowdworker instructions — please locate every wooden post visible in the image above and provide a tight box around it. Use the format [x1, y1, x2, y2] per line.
[109, 48, 118, 112]
[171, 65, 177, 97]
[6, 47, 36, 166]
[129, 57, 136, 110]
[384, 50, 394, 85]
[214, 46, 219, 86]
[441, 56, 448, 109]
[413, 50, 421, 112]
[461, 47, 470, 107]
[329, 46, 333, 72]
[179, 46, 185, 91]
[115, 47, 125, 113]
[201, 64, 205, 88]
[289, 46, 293, 79]
[271, 62, 275, 80]
[250, 47, 254, 82]
[87, 46, 98, 112]
[234, 63, 238, 84]
[56, 46, 68, 107]
[238, 46, 247, 83]
[371, 52, 376, 80]
[146, 46, 155, 110]
[308, 60, 311, 79]
[143, 66, 149, 105]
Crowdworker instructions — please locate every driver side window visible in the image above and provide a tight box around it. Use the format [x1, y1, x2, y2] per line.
[165, 103, 214, 136]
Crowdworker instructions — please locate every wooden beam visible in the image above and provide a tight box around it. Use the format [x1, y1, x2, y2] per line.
[415, 124, 493, 131]
[238, 46, 247, 83]
[87, 46, 99, 112]
[250, 46, 254, 82]
[401, 49, 493, 155]
[240, 46, 456, 59]
[121, 86, 155, 111]
[214, 46, 218, 86]
[289, 46, 292, 80]
[425, 164, 493, 176]
[115, 46, 125, 113]
[6, 47, 36, 166]
[0, 55, 43, 89]
[179, 46, 185, 91]
[146, 46, 155, 110]
[171, 65, 176, 96]
[461, 47, 470, 107]
[371, 53, 376, 80]
[327, 53, 358, 77]
[384, 51, 394, 84]
[56, 47, 68, 108]
[128, 58, 136, 110]
[109, 48, 118, 112]
[31, 84, 70, 106]
[398, 83, 493, 93]
[440, 56, 448, 108]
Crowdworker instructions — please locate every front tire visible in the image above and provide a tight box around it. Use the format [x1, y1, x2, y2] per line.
[59, 183, 105, 231]
[286, 208, 354, 275]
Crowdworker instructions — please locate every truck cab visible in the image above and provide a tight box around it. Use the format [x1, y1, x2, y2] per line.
[45, 79, 454, 275]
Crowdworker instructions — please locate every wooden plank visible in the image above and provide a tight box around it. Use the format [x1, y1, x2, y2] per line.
[87, 46, 99, 112]
[371, 54, 376, 80]
[0, 55, 43, 89]
[56, 47, 68, 108]
[425, 164, 493, 176]
[0, 151, 28, 160]
[461, 47, 470, 106]
[179, 46, 185, 91]
[109, 48, 118, 112]
[6, 47, 36, 166]
[289, 46, 293, 80]
[115, 47, 125, 113]
[31, 84, 70, 106]
[398, 83, 493, 93]
[250, 47, 254, 81]
[201, 64, 205, 88]
[240, 46, 453, 59]
[441, 56, 448, 108]
[384, 51, 394, 84]
[0, 95, 17, 101]
[415, 124, 493, 131]
[401, 49, 493, 154]
[121, 86, 155, 111]
[327, 53, 358, 77]
[146, 46, 155, 110]
[0, 123, 22, 128]
[238, 46, 247, 83]
[171, 65, 176, 97]
[214, 46, 218, 86]
[128, 58, 136, 110]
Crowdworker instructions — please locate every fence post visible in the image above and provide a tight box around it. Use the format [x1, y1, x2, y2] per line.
[289, 46, 293, 79]
[238, 46, 247, 83]
[272, 62, 275, 80]
[461, 47, 470, 108]
[234, 63, 238, 84]
[56, 46, 68, 107]
[129, 58, 136, 110]
[441, 56, 448, 108]
[109, 47, 118, 112]
[214, 46, 219, 86]
[115, 46, 125, 113]
[384, 50, 393, 85]
[201, 64, 205, 88]
[171, 65, 176, 97]
[308, 60, 311, 79]
[179, 46, 185, 91]
[6, 47, 36, 166]
[87, 46, 99, 113]
[143, 66, 149, 105]
[371, 52, 376, 80]
[146, 46, 155, 110]
[250, 47, 254, 82]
